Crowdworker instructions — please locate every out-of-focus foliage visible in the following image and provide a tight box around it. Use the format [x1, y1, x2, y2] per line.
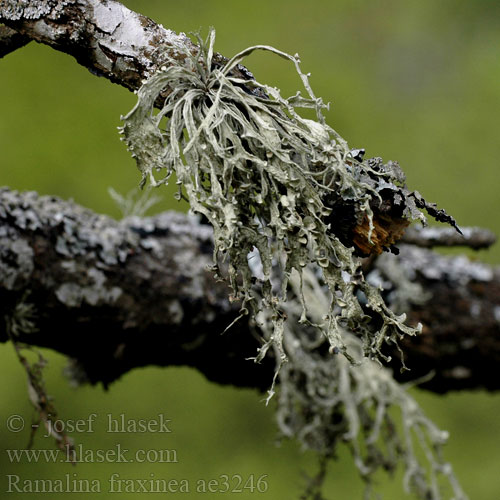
[1, 1, 499, 498]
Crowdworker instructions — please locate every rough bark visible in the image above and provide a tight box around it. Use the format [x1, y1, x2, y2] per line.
[0, 0, 257, 93]
[373, 243, 500, 393]
[0, 188, 273, 389]
[402, 225, 496, 250]
[1, 188, 499, 393]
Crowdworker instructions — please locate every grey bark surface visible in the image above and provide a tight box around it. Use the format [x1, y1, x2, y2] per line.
[1, 188, 499, 392]
[402, 225, 496, 250]
[0, 188, 273, 388]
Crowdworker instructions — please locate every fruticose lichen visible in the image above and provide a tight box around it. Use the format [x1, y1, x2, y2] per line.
[274, 268, 466, 499]
[5, 292, 76, 459]
[120, 30, 466, 499]
[121, 30, 423, 364]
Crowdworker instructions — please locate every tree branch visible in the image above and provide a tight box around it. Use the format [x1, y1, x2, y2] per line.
[1, 188, 498, 393]
[373, 245, 500, 392]
[402, 225, 497, 250]
[0, 0, 256, 93]
[0, 187, 273, 389]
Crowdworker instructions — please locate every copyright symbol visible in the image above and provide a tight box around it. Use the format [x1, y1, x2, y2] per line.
[6, 415, 25, 433]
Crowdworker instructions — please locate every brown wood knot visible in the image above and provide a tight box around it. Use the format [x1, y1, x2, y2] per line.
[352, 213, 409, 256]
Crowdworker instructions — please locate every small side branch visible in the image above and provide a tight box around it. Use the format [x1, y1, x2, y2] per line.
[402, 225, 497, 249]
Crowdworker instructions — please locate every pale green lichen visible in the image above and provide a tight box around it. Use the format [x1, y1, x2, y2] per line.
[5, 292, 38, 337]
[120, 30, 466, 499]
[120, 30, 421, 365]
[273, 268, 466, 499]
[108, 186, 163, 218]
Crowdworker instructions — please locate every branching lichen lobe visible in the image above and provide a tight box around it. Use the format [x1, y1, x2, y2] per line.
[120, 30, 443, 367]
[120, 30, 467, 498]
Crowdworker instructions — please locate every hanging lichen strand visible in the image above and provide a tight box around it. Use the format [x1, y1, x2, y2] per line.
[274, 268, 466, 500]
[121, 30, 424, 364]
[120, 30, 467, 499]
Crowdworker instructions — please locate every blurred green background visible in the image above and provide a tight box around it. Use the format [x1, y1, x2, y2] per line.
[1, 0, 499, 498]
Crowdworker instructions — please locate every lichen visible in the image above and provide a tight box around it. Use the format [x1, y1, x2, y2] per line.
[120, 30, 466, 498]
[5, 291, 38, 337]
[55, 267, 122, 308]
[274, 268, 466, 499]
[120, 30, 424, 367]
[108, 186, 163, 218]
[0, 237, 34, 290]
[4, 290, 76, 459]
[0, 0, 73, 21]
